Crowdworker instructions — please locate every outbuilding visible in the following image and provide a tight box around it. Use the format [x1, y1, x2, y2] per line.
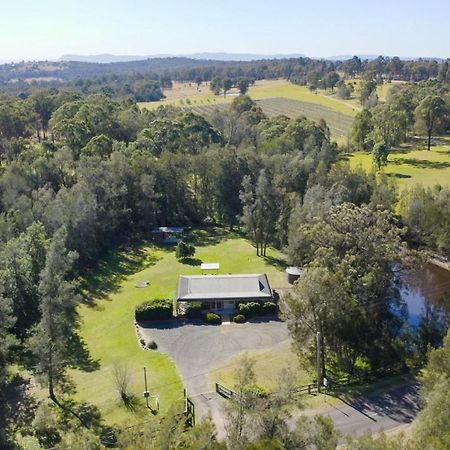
[176, 273, 273, 313]
[151, 227, 184, 243]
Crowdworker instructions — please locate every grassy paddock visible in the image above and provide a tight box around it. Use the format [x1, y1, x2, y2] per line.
[346, 145, 450, 189]
[70, 229, 288, 426]
[140, 79, 358, 117]
[211, 339, 310, 391]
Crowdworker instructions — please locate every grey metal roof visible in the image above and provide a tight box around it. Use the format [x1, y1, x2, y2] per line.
[151, 227, 184, 233]
[177, 274, 273, 301]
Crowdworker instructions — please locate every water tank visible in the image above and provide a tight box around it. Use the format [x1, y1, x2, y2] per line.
[286, 267, 302, 285]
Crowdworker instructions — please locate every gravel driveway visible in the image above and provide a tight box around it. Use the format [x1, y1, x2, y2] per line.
[139, 318, 289, 427]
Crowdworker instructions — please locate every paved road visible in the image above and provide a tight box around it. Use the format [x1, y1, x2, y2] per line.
[318, 383, 421, 438]
[139, 318, 289, 429]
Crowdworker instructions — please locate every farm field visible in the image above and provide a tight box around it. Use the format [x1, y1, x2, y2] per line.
[69, 229, 289, 426]
[140, 79, 359, 117]
[186, 98, 353, 139]
[347, 145, 450, 189]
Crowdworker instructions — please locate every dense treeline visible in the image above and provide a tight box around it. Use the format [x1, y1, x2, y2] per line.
[0, 85, 449, 448]
[1, 55, 449, 101]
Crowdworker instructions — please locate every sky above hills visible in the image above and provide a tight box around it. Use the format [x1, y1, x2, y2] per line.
[1, 0, 449, 61]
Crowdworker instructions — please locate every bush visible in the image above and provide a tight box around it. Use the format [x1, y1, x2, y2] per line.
[146, 340, 158, 350]
[185, 301, 202, 318]
[175, 241, 195, 259]
[238, 302, 262, 317]
[233, 314, 246, 323]
[204, 312, 221, 325]
[262, 302, 277, 315]
[135, 299, 173, 321]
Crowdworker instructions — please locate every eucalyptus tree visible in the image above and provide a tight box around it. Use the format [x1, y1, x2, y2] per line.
[415, 95, 450, 150]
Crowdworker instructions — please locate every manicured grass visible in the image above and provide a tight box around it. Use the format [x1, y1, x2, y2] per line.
[346, 145, 450, 189]
[140, 79, 358, 117]
[70, 229, 288, 426]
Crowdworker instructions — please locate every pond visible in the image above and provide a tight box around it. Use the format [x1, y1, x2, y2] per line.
[401, 262, 450, 327]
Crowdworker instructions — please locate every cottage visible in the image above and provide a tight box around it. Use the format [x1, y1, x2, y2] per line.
[176, 273, 273, 313]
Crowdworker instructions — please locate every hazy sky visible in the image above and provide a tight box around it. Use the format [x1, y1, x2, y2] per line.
[1, 0, 449, 61]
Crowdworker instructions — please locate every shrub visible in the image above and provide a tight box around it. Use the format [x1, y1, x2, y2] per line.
[233, 314, 246, 323]
[243, 384, 269, 398]
[175, 241, 196, 259]
[238, 302, 262, 317]
[204, 312, 221, 325]
[135, 299, 173, 321]
[146, 340, 158, 350]
[262, 302, 277, 315]
[186, 301, 202, 319]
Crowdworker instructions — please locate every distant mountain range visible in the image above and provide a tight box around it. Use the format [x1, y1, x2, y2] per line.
[326, 54, 445, 62]
[59, 52, 306, 63]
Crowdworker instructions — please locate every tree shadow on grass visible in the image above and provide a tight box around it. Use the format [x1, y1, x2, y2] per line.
[79, 240, 161, 307]
[180, 257, 203, 266]
[186, 226, 244, 247]
[390, 157, 450, 169]
[264, 254, 288, 271]
[387, 173, 412, 180]
[67, 332, 100, 372]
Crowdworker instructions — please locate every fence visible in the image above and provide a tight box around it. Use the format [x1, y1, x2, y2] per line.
[216, 382, 237, 399]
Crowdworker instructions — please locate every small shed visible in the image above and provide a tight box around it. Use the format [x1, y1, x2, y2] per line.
[151, 227, 184, 244]
[201, 263, 220, 275]
[286, 267, 302, 285]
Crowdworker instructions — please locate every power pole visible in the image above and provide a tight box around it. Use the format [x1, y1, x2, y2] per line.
[316, 331, 322, 393]
[143, 367, 149, 408]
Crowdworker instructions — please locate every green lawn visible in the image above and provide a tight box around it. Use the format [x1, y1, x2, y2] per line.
[346, 145, 450, 189]
[70, 229, 288, 426]
[140, 79, 358, 117]
[210, 339, 310, 392]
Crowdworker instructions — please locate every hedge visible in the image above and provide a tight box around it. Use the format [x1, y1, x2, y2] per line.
[237, 301, 278, 317]
[135, 299, 173, 321]
[204, 312, 221, 325]
[185, 301, 202, 318]
[262, 302, 277, 315]
[237, 302, 262, 317]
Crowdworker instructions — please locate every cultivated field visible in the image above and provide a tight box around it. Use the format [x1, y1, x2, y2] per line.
[69, 229, 289, 426]
[140, 79, 359, 116]
[347, 145, 450, 189]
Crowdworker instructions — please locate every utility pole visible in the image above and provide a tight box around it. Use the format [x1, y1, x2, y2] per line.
[143, 367, 149, 408]
[316, 331, 322, 393]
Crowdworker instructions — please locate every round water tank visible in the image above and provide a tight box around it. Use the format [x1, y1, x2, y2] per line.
[286, 267, 302, 284]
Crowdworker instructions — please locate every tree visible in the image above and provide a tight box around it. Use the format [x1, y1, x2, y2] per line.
[323, 72, 340, 93]
[30, 227, 85, 424]
[175, 241, 195, 259]
[285, 203, 409, 374]
[370, 103, 406, 150]
[414, 329, 450, 449]
[240, 170, 280, 257]
[238, 78, 250, 95]
[0, 292, 16, 387]
[372, 142, 389, 171]
[222, 78, 233, 97]
[350, 109, 373, 151]
[360, 79, 377, 106]
[415, 95, 450, 150]
[29, 90, 55, 140]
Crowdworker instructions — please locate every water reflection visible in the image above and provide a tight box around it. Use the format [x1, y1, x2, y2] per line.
[401, 263, 450, 327]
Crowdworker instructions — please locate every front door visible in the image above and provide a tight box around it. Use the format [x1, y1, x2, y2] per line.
[224, 301, 235, 311]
